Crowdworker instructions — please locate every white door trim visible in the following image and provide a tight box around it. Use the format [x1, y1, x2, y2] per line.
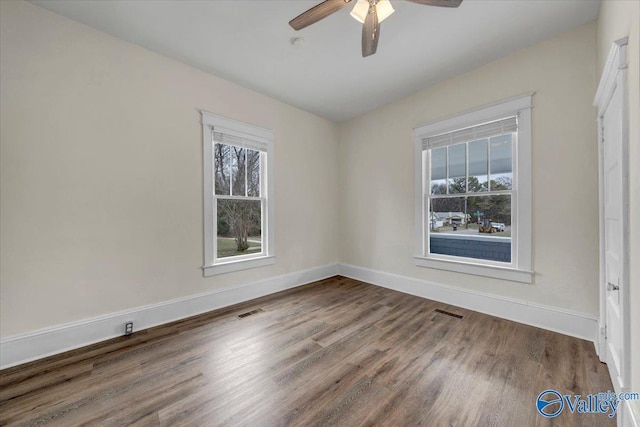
[593, 37, 630, 393]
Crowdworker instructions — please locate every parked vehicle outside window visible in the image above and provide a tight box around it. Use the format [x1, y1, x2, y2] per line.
[491, 222, 506, 232]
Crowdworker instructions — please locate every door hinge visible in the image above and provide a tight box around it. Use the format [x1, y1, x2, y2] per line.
[601, 325, 607, 339]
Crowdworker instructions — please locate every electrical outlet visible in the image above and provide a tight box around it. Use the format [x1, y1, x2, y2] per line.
[125, 322, 134, 336]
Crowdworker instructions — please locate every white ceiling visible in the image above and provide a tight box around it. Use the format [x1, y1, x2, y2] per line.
[30, 0, 600, 122]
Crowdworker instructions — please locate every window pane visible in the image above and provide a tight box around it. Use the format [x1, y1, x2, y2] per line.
[231, 146, 246, 196]
[214, 143, 230, 195]
[448, 143, 466, 194]
[428, 197, 466, 231]
[490, 134, 512, 190]
[468, 139, 488, 192]
[430, 147, 447, 195]
[428, 195, 511, 263]
[466, 195, 511, 230]
[247, 149, 261, 197]
[217, 199, 262, 259]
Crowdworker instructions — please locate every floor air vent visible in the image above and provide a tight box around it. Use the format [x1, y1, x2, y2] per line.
[238, 308, 264, 318]
[434, 308, 463, 319]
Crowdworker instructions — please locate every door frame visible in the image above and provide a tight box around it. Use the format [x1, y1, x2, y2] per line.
[593, 37, 630, 390]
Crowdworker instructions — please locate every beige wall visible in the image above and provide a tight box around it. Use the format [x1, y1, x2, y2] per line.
[1, 3, 634, 406]
[0, 1, 339, 336]
[338, 22, 599, 313]
[597, 0, 640, 415]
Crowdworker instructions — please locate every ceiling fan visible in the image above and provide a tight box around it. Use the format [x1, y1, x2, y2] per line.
[289, 0, 462, 57]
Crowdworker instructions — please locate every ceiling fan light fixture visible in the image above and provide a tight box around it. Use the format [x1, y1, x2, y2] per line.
[289, 0, 462, 57]
[350, 0, 394, 24]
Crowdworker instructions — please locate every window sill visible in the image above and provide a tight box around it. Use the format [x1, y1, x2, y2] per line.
[413, 256, 533, 284]
[203, 255, 275, 276]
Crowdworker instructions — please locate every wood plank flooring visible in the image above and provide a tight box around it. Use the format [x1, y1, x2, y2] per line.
[0, 276, 614, 426]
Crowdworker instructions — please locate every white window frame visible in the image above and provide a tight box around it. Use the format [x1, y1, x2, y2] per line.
[202, 112, 275, 276]
[413, 94, 534, 283]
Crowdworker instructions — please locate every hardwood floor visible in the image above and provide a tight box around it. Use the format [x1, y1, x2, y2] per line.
[0, 276, 614, 426]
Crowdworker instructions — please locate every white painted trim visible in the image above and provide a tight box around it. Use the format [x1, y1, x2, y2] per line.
[1, 262, 603, 372]
[622, 400, 640, 427]
[596, 113, 606, 360]
[413, 139, 425, 261]
[594, 38, 629, 114]
[203, 115, 215, 270]
[204, 255, 275, 276]
[0, 263, 338, 370]
[593, 38, 631, 394]
[201, 111, 274, 141]
[338, 263, 597, 342]
[413, 92, 534, 137]
[414, 94, 533, 280]
[516, 105, 533, 273]
[201, 111, 276, 275]
[414, 256, 533, 283]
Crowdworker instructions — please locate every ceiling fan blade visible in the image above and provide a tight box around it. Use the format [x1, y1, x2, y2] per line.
[362, 4, 379, 57]
[289, 0, 353, 30]
[405, 0, 463, 7]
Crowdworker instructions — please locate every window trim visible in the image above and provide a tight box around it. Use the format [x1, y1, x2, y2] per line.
[413, 94, 534, 283]
[201, 112, 275, 276]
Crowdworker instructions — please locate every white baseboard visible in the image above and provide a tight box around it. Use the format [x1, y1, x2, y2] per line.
[0, 263, 339, 370]
[623, 400, 640, 427]
[0, 262, 602, 370]
[338, 263, 599, 343]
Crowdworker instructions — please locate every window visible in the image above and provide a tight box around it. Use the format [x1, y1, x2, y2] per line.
[414, 94, 533, 283]
[202, 112, 274, 276]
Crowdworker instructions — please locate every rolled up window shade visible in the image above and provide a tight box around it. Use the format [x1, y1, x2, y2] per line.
[423, 116, 517, 150]
[213, 130, 267, 152]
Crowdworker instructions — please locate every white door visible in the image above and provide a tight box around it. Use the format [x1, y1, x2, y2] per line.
[602, 81, 626, 393]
